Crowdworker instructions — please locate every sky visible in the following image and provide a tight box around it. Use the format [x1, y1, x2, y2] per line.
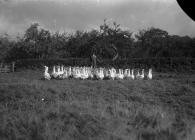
[0, 0, 195, 39]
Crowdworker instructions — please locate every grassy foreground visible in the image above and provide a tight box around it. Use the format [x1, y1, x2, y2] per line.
[0, 70, 195, 140]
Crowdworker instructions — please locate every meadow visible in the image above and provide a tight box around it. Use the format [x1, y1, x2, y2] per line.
[0, 70, 195, 140]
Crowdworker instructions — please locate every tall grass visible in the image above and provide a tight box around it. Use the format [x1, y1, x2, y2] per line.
[0, 71, 195, 140]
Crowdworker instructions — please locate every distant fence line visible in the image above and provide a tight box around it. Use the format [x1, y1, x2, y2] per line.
[15, 57, 195, 72]
[0, 62, 15, 73]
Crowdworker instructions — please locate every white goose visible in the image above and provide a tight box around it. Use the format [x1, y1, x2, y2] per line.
[104, 69, 110, 79]
[131, 69, 135, 80]
[61, 69, 68, 79]
[68, 67, 72, 78]
[126, 69, 131, 80]
[51, 66, 58, 79]
[136, 70, 141, 80]
[109, 68, 116, 80]
[88, 67, 94, 79]
[147, 68, 152, 80]
[96, 68, 104, 80]
[140, 69, 145, 79]
[124, 69, 128, 79]
[58, 66, 65, 79]
[72, 67, 77, 78]
[60, 66, 65, 75]
[80, 67, 89, 80]
[75, 69, 81, 79]
[117, 69, 124, 80]
[89, 70, 94, 79]
[44, 66, 51, 80]
[56, 66, 62, 76]
[136, 69, 144, 80]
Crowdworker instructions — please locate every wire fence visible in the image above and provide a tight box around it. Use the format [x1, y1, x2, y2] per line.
[14, 57, 195, 72]
[0, 62, 15, 73]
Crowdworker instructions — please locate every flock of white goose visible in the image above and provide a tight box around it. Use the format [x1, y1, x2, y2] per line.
[43, 66, 152, 80]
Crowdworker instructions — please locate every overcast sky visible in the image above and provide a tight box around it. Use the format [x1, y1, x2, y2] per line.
[0, 0, 195, 38]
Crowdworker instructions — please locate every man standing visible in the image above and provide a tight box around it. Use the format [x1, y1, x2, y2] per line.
[92, 53, 97, 68]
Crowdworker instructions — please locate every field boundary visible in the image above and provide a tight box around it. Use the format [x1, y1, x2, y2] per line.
[14, 57, 195, 72]
[0, 62, 15, 73]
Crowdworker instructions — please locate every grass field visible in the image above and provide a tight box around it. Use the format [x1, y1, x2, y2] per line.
[0, 70, 195, 140]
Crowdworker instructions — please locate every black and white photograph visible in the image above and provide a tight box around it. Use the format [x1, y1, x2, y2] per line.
[0, 0, 195, 139]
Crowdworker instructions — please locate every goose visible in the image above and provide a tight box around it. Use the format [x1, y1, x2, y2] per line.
[80, 67, 89, 80]
[124, 69, 128, 79]
[96, 68, 104, 80]
[88, 70, 94, 79]
[109, 68, 116, 80]
[95, 68, 100, 79]
[136, 70, 141, 80]
[60, 66, 65, 75]
[51, 66, 58, 79]
[58, 67, 67, 79]
[100, 68, 105, 80]
[72, 67, 77, 78]
[72, 69, 76, 78]
[58, 66, 65, 79]
[115, 70, 119, 80]
[56, 66, 62, 76]
[80, 68, 84, 80]
[68, 67, 72, 78]
[86, 68, 90, 79]
[140, 69, 145, 79]
[118, 69, 124, 80]
[75, 69, 81, 79]
[44, 66, 51, 80]
[131, 69, 135, 80]
[126, 69, 132, 80]
[147, 68, 152, 80]
[88, 67, 94, 79]
[104, 69, 110, 80]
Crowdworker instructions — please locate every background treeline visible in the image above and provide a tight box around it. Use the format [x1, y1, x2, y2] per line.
[0, 20, 195, 71]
